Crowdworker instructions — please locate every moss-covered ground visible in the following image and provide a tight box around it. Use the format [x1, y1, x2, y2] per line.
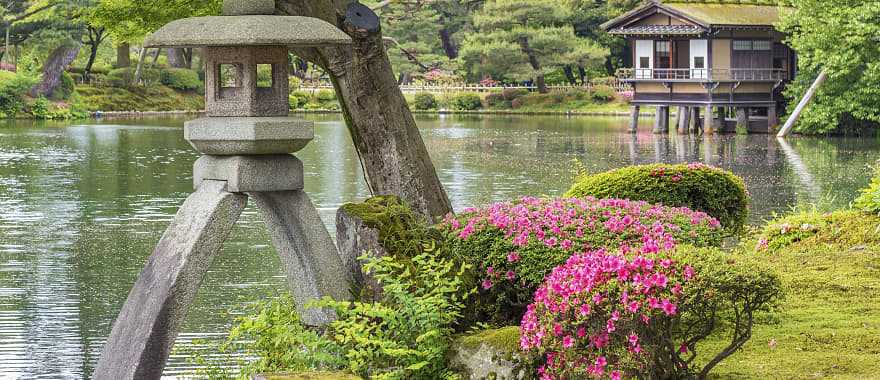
[76, 84, 204, 112]
[701, 211, 880, 379]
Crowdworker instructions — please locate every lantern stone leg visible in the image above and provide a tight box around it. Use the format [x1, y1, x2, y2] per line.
[251, 190, 352, 326]
[93, 180, 247, 380]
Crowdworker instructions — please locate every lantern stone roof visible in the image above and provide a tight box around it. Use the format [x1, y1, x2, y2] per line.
[144, 16, 351, 48]
[602, 1, 792, 32]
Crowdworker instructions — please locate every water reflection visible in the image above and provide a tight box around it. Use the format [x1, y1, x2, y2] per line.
[0, 115, 877, 378]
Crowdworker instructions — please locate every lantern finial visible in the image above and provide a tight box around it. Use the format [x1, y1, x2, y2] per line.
[223, 0, 275, 16]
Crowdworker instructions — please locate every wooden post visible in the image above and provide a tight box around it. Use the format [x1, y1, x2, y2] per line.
[653, 106, 669, 134]
[629, 105, 640, 134]
[778, 69, 828, 137]
[690, 107, 700, 134]
[704, 105, 715, 134]
[735, 107, 749, 134]
[677, 106, 690, 134]
[768, 104, 779, 134]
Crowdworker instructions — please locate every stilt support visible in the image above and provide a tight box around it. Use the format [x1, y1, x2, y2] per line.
[677, 106, 690, 134]
[704, 105, 715, 135]
[629, 105, 640, 134]
[768, 104, 779, 134]
[653, 106, 669, 134]
[735, 107, 749, 135]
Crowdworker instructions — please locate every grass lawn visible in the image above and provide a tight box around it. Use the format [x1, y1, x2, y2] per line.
[705, 211, 880, 379]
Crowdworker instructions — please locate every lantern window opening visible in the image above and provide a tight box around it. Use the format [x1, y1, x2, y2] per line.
[217, 63, 244, 100]
[256, 63, 275, 89]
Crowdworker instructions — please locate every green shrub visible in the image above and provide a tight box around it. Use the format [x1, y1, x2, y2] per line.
[213, 244, 471, 380]
[854, 164, 880, 215]
[590, 84, 616, 102]
[106, 68, 134, 87]
[55, 72, 76, 100]
[484, 92, 510, 109]
[289, 90, 311, 109]
[316, 89, 337, 102]
[412, 92, 438, 110]
[159, 68, 202, 91]
[0, 71, 37, 117]
[28, 96, 50, 119]
[448, 92, 482, 110]
[288, 76, 302, 91]
[501, 88, 529, 101]
[565, 163, 749, 232]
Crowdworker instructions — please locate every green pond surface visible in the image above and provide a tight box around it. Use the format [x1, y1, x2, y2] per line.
[0, 114, 877, 378]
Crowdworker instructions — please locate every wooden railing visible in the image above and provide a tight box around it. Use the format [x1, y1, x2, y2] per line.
[618, 68, 788, 82]
[300, 82, 633, 94]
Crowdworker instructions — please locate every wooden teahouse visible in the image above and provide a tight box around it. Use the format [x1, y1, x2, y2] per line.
[602, 0, 795, 134]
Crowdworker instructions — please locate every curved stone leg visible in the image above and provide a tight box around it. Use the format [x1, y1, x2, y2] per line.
[250, 190, 352, 326]
[93, 180, 247, 380]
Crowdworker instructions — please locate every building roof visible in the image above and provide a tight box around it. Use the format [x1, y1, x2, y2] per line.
[608, 24, 705, 36]
[602, 1, 792, 32]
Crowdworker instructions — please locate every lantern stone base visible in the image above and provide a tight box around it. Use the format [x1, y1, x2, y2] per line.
[194, 154, 305, 192]
[93, 179, 352, 380]
[185, 117, 314, 155]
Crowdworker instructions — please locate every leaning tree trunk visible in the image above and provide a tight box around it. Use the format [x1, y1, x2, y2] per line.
[31, 44, 80, 98]
[116, 42, 131, 68]
[166, 48, 189, 68]
[518, 36, 547, 94]
[278, 0, 452, 222]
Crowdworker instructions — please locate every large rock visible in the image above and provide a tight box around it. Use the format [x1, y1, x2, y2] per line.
[450, 327, 525, 380]
[335, 196, 408, 301]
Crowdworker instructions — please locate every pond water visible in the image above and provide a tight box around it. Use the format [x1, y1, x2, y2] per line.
[0, 114, 877, 379]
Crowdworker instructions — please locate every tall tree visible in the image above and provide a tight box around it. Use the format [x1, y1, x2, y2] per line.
[566, 0, 641, 74]
[778, 0, 880, 134]
[460, 0, 607, 92]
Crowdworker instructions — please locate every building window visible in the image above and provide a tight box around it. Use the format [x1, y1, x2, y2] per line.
[693, 56, 705, 69]
[733, 40, 753, 51]
[753, 40, 771, 50]
[639, 57, 650, 69]
[655, 41, 671, 69]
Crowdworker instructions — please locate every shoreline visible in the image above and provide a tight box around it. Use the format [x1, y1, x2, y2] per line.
[88, 109, 651, 119]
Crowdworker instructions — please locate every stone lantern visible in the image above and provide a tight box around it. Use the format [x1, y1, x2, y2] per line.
[93, 2, 353, 379]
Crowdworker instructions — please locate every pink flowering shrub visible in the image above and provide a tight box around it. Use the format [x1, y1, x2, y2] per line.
[565, 163, 749, 232]
[521, 245, 782, 379]
[440, 197, 723, 324]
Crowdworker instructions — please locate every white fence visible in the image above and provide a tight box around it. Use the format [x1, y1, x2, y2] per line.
[299, 82, 633, 94]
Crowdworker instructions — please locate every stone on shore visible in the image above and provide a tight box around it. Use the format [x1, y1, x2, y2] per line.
[450, 326, 524, 380]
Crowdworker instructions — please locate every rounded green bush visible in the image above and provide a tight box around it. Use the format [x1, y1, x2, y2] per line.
[159, 68, 202, 91]
[484, 92, 509, 109]
[106, 68, 134, 87]
[55, 72, 76, 100]
[565, 163, 749, 232]
[590, 84, 616, 103]
[412, 92, 438, 110]
[854, 163, 880, 215]
[316, 89, 337, 102]
[449, 92, 483, 110]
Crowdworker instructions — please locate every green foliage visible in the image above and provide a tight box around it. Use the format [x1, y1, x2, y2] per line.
[316, 90, 337, 102]
[0, 71, 38, 117]
[672, 245, 783, 377]
[288, 76, 303, 91]
[90, 0, 221, 43]
[217, 294, 347, 377]
[159, 68, 202, 92]
[28, 96, 50, 119]
[590, 84, 616, 103]
[105, 67, 134, 87]
[412, 92, 438, 110]
[313, 246, 470, 380]
[777, 0, 880, 134]
[447, 92, 482, 110]
[565, 163, 750, 232]
[55, 72, 76, 100]
[289, 90, 311, 110]
[459, 0, 608, 85]
[854, 164, 880, 215]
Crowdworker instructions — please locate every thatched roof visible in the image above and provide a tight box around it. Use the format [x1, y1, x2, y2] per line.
[602, 0, 793, 31]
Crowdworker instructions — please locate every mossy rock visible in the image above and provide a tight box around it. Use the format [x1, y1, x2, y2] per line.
[565, 163, 749, 232]
[450, 327, 526, 380]
[254, 372, 362, 380]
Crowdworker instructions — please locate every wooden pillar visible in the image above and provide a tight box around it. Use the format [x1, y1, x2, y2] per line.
[690, 107, 700, 134]
[629, 105, 640, 134]
[653, 106, 669, 134]
[768, 104, 779, 134]
[704, 105, 715, 134]
[735, 107, 749, 134]
[677, 106, 690, 134]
